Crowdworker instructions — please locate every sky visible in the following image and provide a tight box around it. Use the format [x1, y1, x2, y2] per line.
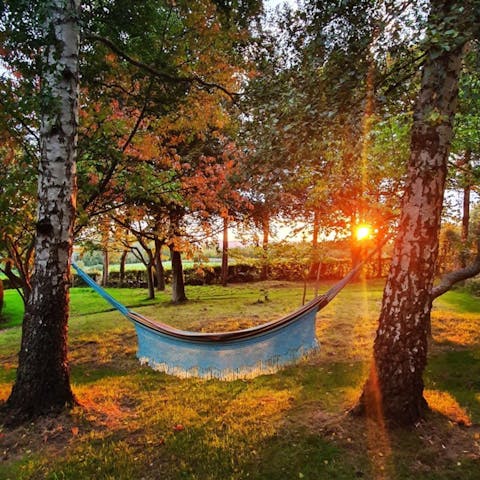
[265, 0, 297, 10]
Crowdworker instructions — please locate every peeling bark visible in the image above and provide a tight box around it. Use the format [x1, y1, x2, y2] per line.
[5, 0, 80, 424]
[356, 1, 466, 427]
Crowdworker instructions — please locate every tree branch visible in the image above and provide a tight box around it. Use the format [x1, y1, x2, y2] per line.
[0, 260, 27, 303]
[86, 34, 239, 102]
[431, 234, 480, 300]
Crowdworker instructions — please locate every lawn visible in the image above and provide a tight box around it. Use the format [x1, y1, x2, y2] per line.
[0, 279, 479, 479]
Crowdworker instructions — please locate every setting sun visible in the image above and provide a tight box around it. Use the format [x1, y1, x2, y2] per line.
[355, 224, 371, 241]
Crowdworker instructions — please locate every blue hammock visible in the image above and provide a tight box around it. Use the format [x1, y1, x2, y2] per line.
[72, 262, 362, 380]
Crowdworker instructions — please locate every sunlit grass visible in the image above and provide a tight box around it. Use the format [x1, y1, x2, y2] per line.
[424, 389, 472, 426]
[1, 280, 479, 479]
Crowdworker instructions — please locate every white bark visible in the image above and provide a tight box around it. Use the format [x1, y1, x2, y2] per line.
[7, 0, 80, 420]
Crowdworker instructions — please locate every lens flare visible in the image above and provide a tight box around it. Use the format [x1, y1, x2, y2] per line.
[356, 224, 371, 241]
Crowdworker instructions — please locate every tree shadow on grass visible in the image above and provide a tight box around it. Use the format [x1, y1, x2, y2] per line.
[425, 347, 480, 424]
[1, 356, 480, 480]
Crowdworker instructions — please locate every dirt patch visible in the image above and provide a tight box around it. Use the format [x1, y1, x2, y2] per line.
[0, 412, 80, 462]
[0, 390, 144, 464]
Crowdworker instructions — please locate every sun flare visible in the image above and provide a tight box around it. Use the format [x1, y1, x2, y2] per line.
[355, 224, 371, 241]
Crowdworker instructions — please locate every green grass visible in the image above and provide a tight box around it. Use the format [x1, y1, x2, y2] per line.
[0, 287, 161, 330]
[0, 280, 479, 480]
[434, 288, 480, 313]
[0, 289, 25, 329]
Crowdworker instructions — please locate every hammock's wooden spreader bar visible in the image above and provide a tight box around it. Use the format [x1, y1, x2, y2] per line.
[71, 256, 367, 380]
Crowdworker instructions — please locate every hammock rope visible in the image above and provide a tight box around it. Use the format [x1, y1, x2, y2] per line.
[71, 256, 366, 380]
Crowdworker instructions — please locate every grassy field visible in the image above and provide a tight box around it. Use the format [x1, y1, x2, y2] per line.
[0, 279, 479, 479]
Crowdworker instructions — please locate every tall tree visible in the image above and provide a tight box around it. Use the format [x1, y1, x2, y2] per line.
[4, 0, 80, 423]
[241, 0, 407, 257]
[355, 0, 480, 427]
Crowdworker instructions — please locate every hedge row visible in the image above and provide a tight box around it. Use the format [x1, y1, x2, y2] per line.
[73, 258, 391, 288]
[1, 258, 392, 291]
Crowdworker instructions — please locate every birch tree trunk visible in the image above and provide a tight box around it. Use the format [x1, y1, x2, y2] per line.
[6, 0, 80, 423]
[356, 0, 466, 426]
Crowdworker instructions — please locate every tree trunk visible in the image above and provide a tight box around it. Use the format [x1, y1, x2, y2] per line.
[460, 150, 472, 268]
[170, 246, 187, 303]
[119, 249, 128, 287]
[260, 214, 269, 281]
[4, 258, 31, 306]
[221, 216, 229, 286]
[154, 238, 166, 291]
[462, 182, 471, 242]
[376, 232, 384, 278]
[350, 214, 364, 280]
[141, 246, 155, 300]
[6, 0, 80, 424]
[146, 263, 155, 300]
[102, 247, 109, 287]
[350, 214, 362, 269]
[309, 209, 320, 279]
[355, 6, 465, 427]
[3, 238, 34, 305]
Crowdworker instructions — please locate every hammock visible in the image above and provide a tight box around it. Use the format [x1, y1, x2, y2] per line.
[72, 261, 363, 380]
